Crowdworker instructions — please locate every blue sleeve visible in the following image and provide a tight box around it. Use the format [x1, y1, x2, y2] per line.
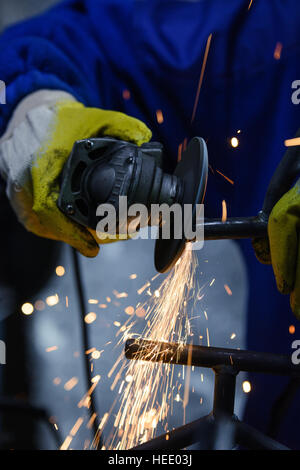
[0, 0, 135, 135]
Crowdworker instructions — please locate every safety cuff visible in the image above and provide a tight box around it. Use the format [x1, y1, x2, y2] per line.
[0, 89, 77, 144]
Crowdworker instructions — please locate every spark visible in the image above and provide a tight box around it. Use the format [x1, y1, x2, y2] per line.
[46, 346, 58, 352]
[46, 294, 59, 306]
[177, 143, 182, 162]
[105, 247, 197, 449]
[230, 333, 236, 340]
[191, 33, 213, 123]
[224, 284, 232, 296]
[91, 350, 103, 360]
[21, 303, 34, 315]
[284, 137, 300, 147]
[183, 343, 193, 424]
[70, 417, 84, 437]
[99, 413, 109, 430]
[84, 312, 97, 324]
[85, 347, 96, 355]
[242, 381, 252, 393]
[130, 274, 137, 279]
[60, 435, 72, 450]
[156, 110, 164, 124]
[88, 299, 98, 304]
[91, 375, 101, 383]
[125, 306, 135, 316]
[64, 377, 79, 391]
[221, 200, 227, 222]
[206, 327, 210, 347]
[230, 137, 239, 148]
[274, 42, 283, 60]
[87, 413, 97, 429]
[55, 266, 65, 277]
[137, 282, 151, 295]
[122, 89, 131, 100]
[135, 307, 146, 318]
[289, 325, 295, 334]
[248, 0, 253, 10]
[113, 290, 128, 299]
[216, 169, 234, 185]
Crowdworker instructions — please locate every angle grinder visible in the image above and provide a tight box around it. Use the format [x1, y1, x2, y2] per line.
[57, 134, 300, 273]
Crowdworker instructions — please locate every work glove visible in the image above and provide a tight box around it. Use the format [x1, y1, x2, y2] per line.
[0, 90, 151, 257]
[253, 180, 300, 319]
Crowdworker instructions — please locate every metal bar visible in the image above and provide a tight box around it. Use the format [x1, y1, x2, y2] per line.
[125, 338, 300, 377]
[200, 216, 267, 240]
[235, 421, 290, 450]
[130, 414, 215, 450]
[213, 367, 237, 417]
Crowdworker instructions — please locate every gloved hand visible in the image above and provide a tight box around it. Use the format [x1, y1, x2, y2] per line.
[253, 180, 300, 319]
[0, 91, 151, 257]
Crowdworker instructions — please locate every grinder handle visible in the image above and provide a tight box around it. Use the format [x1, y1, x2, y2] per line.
[261, 129, 300, 219]
[203, 130, 300, 241]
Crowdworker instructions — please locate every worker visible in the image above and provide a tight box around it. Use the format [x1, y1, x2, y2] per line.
[0, 0, 299, 448]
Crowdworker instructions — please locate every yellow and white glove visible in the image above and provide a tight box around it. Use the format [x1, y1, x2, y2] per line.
[253, 180, 300, 319]
[0, 90, 151, 256]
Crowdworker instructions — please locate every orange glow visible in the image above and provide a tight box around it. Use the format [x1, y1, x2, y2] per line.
[55, 265, 65, 277]
[46, 346, 58, 352]
[274, 42, 283, 60]
[122, 89, 131, 100]
[156, 109, 164, 124]
[224, 284, 232, 296]
[64, 377, 79, 391]
[191, 33, 213, 123]
[84, 312, 97, 324]
[125, 306, 135, 316]
[216, 169, 234, 185]
[284, 137, 300, 147]
[289, 325, 295, 334]
[221, 200, 227, 222]
[46, 294, 59, 306]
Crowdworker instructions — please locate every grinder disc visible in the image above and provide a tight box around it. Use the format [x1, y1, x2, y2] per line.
[154, 137, 208, 273]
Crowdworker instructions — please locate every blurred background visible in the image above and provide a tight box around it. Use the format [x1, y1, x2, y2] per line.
[0, 0, 248, 450]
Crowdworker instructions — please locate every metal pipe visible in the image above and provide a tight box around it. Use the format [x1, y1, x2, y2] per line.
[235, 420, 289, 450]
[130, 414, 215, 450]
[125, 338, 300, 377]
[202, 216, 267, 240]
[213, 366, 237, 417]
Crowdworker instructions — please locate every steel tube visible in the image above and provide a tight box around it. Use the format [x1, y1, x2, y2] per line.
[199, 216, 267, 240]
[235, 421, 289, 450]
[130, 414, 215, 450]
[213, 367, 237, 416]
[125, 338, 300, 377]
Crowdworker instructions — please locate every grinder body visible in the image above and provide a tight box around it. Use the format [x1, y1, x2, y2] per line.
[58, 136, 208, 272]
